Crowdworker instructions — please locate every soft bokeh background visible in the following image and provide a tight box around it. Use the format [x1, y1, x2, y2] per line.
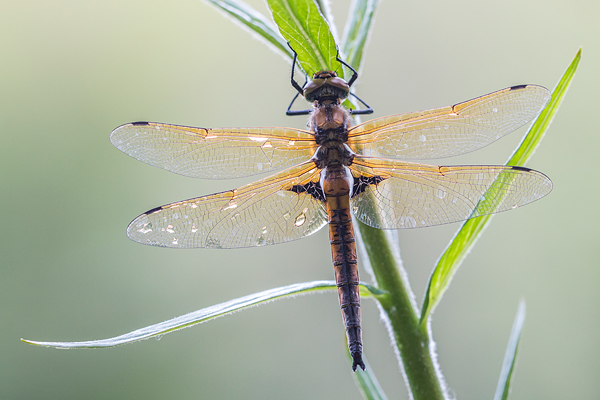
[2, 0, 598, 399]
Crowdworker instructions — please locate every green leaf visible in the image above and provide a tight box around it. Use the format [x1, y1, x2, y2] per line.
[419, 48, 582, 326]
[204, 0, 292, 58]
[265, 0, 339, 77]
[494, 300, 526, 400]
[21, 281, 381, 349]
[349, 353, 389, 400]
[341, 0, 380, 71]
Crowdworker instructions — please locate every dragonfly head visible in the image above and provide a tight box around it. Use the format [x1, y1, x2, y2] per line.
[304, 71, 350, 102]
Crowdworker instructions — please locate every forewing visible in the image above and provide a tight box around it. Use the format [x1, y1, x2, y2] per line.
[348, 85, 550, 160]
[126, 162, 327, 248]
[350, 157, 552, 229]
[110, 122, 317, 179]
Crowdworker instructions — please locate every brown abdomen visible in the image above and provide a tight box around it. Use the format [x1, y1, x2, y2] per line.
[321, 165, 364, 371]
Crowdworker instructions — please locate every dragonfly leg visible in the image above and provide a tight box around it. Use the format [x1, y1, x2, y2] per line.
[348, 92, 374, 115]
[335, 48, 358, 88]
[286, 43, 312, 116]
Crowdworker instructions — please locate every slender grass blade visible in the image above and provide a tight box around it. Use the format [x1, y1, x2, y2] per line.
[420, 48, 582, 326]
[494, 300, 526, 400]
[204, 0, 291, 58]
[22, 281, 381, 349]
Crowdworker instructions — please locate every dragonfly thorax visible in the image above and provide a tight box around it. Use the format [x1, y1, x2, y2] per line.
[312, 143, 355, 169]
[310, 101, 350, 140]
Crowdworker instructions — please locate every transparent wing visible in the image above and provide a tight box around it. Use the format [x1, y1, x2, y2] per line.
[110, 122, 317, 179]
[348, 85, 550, 160]
[350, 156, 552, 229]
[126, 162, 327, 248]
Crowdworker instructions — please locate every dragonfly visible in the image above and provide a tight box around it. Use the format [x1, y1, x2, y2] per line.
[110, 50, 552, 371]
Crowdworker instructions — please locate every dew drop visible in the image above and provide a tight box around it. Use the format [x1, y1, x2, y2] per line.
[166, 225, 175, 234]
[294, 212, 307, 227]
[436, 189, 446, 199]
[138, 222, 153, 234]
[493, 107, 498, 112]
[400, 216, 417, 228]
[172, 238, 178, 245]
[249, 136, 267, 142]
[222, 202, 238, 211]
[191, 225, 198, 233]
[419, 134, 426, 142]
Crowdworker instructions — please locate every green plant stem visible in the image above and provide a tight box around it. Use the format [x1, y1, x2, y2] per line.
[357, 221, 446, 400]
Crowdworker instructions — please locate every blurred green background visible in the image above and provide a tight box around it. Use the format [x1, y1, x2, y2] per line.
[2, 0, 598, 399]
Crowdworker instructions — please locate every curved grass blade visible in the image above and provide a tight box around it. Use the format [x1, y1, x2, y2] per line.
[204, 0, 292, 58]
[349, 352, 390, 400]
[419, 48, 582, 326]
[341, 0, 380, 71]
[494, 300, 526, 400]
[507, 48, 581, 166]
[22, 281, 382, 349]
[266, 0, 339, 77]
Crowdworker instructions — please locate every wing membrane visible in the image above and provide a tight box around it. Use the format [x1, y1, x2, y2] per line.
[126, 162, 327, 248]
[348, 85, 550, 160]
[350, 156, 552, 229]
[110, 122, 317, 179]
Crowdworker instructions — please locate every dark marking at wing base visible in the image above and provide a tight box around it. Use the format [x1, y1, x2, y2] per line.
[289, 181, 326, 202]
[352, 175, 385, 198]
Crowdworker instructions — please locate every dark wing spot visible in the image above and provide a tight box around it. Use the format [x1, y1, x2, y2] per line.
[289, 181, 326, 203]
[144, 205, 164, 215]
[132, 121, 150, 126]
[510, 84, 528, 91]
[510, 166, 533, 172]
[352, 175, 385, 198]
